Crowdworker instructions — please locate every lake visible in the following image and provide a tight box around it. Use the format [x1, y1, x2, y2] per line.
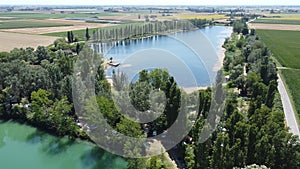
[0, 121, 127, 169]
[0, 26, 232, 169]
[92, 26, 232, 88]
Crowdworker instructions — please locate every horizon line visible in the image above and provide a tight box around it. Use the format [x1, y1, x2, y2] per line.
[0, 4, 300, 7]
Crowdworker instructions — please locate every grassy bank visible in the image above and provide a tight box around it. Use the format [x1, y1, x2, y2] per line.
[280, 69, 300, 124]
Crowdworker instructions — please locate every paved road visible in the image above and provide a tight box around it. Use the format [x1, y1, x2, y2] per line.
[277, 74, 300, 138]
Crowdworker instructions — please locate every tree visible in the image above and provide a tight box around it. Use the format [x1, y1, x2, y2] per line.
[112, 69, 128, 91]
[67, 31, 71, 43]
[30, 89, 53, 124]
[70, 31, 74, 43]
[185, 144, 195, 169]
[35, 46, 50, 64]
[86, 27, 90, 41]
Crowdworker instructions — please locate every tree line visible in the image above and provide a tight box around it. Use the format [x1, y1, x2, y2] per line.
[181, 20, 300, 169]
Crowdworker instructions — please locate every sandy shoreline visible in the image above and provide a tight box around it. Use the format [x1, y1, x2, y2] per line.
[213, 28, 232, 72]
[182, 86, 208, 93]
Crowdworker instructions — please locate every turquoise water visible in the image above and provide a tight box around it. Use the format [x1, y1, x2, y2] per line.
[0, 121, 127, 169]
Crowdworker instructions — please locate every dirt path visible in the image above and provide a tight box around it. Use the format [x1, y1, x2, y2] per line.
[248, 23, 300, 31]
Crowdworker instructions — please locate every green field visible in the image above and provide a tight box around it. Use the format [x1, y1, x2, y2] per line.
[0, 12, 122, 20]
[256, 29, 300, 69]
[0, 21, 73, 29]
[44, 22, 144, 41]
[281, 69, 300, 123]
[253, 19, 300, 25]
[44, 27, 99, 41]
[257, 29, 300, 123]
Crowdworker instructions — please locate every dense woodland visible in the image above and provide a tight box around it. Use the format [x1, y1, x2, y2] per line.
[180, 21, 300, 169]
[0, 18, 299, 169]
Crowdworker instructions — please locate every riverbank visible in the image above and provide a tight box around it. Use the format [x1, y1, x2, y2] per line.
[213, 28, 233, 72]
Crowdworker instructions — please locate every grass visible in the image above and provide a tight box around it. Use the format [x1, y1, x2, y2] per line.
[0, 12, 122, 20]
[253, 19, 300, 25]
[281, 69, 300, 124]
[256, 29, 300, 69]
[0, 21, 73, 29]
[264, 14, 300, 20]
[257, 29, 300, 125]
[44, 27, 99, 41]
[159, 14, 228, 20]
[43, 22, 145, 40]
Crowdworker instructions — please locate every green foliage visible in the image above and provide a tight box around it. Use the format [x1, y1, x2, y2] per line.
[233, 21, 247, 34]
[147, 156, 167, 169]
[184, 144, 195, 169]
[186, 25, 300, 169]
[86, 27, 91, 41]
[30, 89, 77, 137]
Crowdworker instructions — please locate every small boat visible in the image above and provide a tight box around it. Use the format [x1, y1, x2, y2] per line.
[107, 62, 120, 67]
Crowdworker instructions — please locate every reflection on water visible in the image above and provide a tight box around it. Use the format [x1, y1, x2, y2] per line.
[91, 26, 232, 88]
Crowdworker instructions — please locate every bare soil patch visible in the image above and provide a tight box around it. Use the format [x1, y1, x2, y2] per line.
[0, 31, 58, 51]
[248, 23, 300, 31]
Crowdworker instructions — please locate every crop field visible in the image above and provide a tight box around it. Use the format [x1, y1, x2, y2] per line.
[256, 29, 300, 69]
[159, 14, 228, 20]
[0, 21, 72, 29]
[0, 19, 115, 34]
[0, 12, 122, 20]
[263, 14, 300, 20]
[253, 19, 300, 25]
[248, 23, 300, 31]
[257, 29, 300, 122]
[43, 27, 99, 41]
[0, 31, 58, 51]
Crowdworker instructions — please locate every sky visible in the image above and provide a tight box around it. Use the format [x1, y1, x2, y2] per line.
[0, 0, 300, 6]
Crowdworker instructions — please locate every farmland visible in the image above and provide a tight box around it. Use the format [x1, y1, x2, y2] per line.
[0, 11, 122, 20]
[0, 21, 72, 29]
[0, 11, 122, 50]
[263, 14, 300, 20]
[159, 13, 228, 20]
[0, 31, 58, 51]
[253, 19, 300, 25]
[248, 23, 300, 31]
[257, 29, 300, 122]
[256, 29, 300, 69]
